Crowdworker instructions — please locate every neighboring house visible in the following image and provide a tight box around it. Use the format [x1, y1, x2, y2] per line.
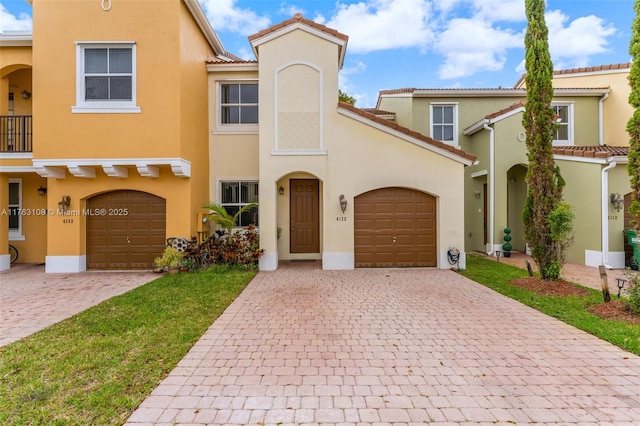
[1, 0, 231, 272]
[377, 63, 633, 268]
[1, 4, 476, 271]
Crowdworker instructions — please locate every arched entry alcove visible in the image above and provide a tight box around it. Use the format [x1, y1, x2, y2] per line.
[506, 165, 528, 252]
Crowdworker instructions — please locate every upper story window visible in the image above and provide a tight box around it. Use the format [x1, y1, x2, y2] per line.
[220, 181, 259, 227]
[220, 82, 258, 125]
[551, 103, 573, 145]
[73, 42, 140, 113]
[430, 103, 458, 146]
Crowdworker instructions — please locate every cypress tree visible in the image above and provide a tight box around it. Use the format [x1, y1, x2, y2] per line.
[627, 0, 640, 231]
[522, 0, 564, 279]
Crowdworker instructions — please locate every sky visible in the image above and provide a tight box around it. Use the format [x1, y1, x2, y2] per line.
[0, 0, 634, 107]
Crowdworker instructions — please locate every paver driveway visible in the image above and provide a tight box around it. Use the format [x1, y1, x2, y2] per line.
[0, 263, 157, 347]
[125, 267, 640, 425]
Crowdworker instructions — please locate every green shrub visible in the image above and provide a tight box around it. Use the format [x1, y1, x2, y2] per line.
[543, 260, 561, 280]
[626, 272, 640, 314]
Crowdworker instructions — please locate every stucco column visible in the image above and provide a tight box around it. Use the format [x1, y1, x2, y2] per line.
[259, 181, 278, 270]
[0, 174, 9, 270]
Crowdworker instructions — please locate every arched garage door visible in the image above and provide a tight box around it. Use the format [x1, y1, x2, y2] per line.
[355, 187, 436, 267]
[87, 190, 166, 270]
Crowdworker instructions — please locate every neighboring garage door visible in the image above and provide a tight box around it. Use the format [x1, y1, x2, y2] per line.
[355, 187, 436, 267]
[87, 190, 166, 270]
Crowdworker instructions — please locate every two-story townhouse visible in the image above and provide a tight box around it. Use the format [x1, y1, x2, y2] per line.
[377, 63, 633, 268]
[3, 7, 477, 272]
[207, 14, 476, 270]
[1, 0, 232, 272]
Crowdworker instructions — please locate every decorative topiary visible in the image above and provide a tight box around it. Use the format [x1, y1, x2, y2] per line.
[502, 227, 513, 256]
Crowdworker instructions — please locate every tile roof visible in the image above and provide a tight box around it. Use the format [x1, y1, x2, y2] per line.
[338, 101, 476, 163]
[554, 62, 632, 76]
[248, 13, 348, 43]
[378, 88, 417, 95]
[552, 145, 629, 158]
[485, 100, 525, 120]
[513, 63, 632, 88]
[361, 108, 396, 116]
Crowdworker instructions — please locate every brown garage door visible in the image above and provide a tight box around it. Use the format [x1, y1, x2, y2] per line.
[355, 187, 436, 267]
[87, 190, 166, 270]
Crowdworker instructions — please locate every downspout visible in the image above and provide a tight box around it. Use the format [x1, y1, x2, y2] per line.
[484, 121, 495, 255]
[602, 161, 616, 268]
[598, 92, 609, 146]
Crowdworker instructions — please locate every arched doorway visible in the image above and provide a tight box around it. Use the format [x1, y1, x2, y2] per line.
[507, 165, 528, 252]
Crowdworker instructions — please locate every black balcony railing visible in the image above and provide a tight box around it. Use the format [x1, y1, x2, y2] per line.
[1, 115, 33, 153]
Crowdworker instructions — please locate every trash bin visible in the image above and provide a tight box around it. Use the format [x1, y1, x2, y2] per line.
[624, 229, 640, 269]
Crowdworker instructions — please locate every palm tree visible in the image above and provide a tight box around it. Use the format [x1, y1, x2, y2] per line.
[203, 202, 258, 241]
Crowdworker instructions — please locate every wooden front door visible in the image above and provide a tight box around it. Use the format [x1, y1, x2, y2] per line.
[290, 179, 320, 253]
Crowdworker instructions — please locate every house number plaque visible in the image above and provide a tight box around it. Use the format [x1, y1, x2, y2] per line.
[336, 216, 347, 222]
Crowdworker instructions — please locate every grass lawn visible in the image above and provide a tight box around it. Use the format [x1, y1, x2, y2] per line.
[460, 254, 640, 356]
[0, 267, 256, 426]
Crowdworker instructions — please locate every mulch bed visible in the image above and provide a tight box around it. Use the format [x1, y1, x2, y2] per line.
[510, 277, 640, 325]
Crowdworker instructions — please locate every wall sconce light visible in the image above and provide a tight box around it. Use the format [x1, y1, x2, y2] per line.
[37, 186, 47, 196]
[474, 191, 481, 199]
[202, 217, 208, 224]
[339, 194, 347, 213]
[21, 90, 31, 100]
[610, 192, 624, 212]
[58, 195, 71, 213]
[279, 186, 284, 196]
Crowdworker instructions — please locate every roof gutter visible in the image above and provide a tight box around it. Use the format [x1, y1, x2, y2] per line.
[598, 92, 610, 146]
[484, 121, 495, 256]
[601, 161, 617, 269]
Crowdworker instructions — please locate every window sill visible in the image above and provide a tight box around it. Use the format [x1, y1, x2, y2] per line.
[213, 125, 259, 135]
[72, 106, 141, 114]
[9, 234, 25, 242]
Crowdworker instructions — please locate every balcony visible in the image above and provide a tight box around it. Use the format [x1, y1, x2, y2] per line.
[1, 116, 33, 153]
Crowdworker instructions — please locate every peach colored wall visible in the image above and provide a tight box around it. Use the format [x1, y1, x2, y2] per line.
[6, 173, 48, 263]
[45, 170, 192, 257]
[32, 0, 183, 159]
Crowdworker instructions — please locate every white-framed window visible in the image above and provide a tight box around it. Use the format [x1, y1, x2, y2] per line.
[8, 178, 24, 241]
[72, 42, 140, 113]
[551, 102, 573, 145]
[430, 103, 458, 146]
[216, 81, 258, 131]
[219, 181, 259, 227]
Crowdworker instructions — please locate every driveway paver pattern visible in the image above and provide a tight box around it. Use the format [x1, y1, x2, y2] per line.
[1, 263, 157, 347]
[125, 268, 640, 425]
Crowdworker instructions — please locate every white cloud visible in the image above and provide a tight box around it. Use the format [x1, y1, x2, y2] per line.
[433, 0, 524, 22]
[435, 18, 523, 79]
[279, 4, 305, 18]
[324, 0, 435, 53]
[199, 0, 270, 36]
[546, 10, 617, 68]
[0, 3, 32, 32]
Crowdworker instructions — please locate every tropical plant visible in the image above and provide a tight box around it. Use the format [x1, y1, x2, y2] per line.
[202, 202, 258, 241]
[627, 0, 640, 232]
[153, 246, 184, 270]
[522, 0, 565, 280]
[338, 89, 356, 105]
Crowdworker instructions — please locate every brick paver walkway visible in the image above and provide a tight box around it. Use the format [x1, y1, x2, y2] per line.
[0, 263, 157, 347]
[125, 267, 640, 425]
